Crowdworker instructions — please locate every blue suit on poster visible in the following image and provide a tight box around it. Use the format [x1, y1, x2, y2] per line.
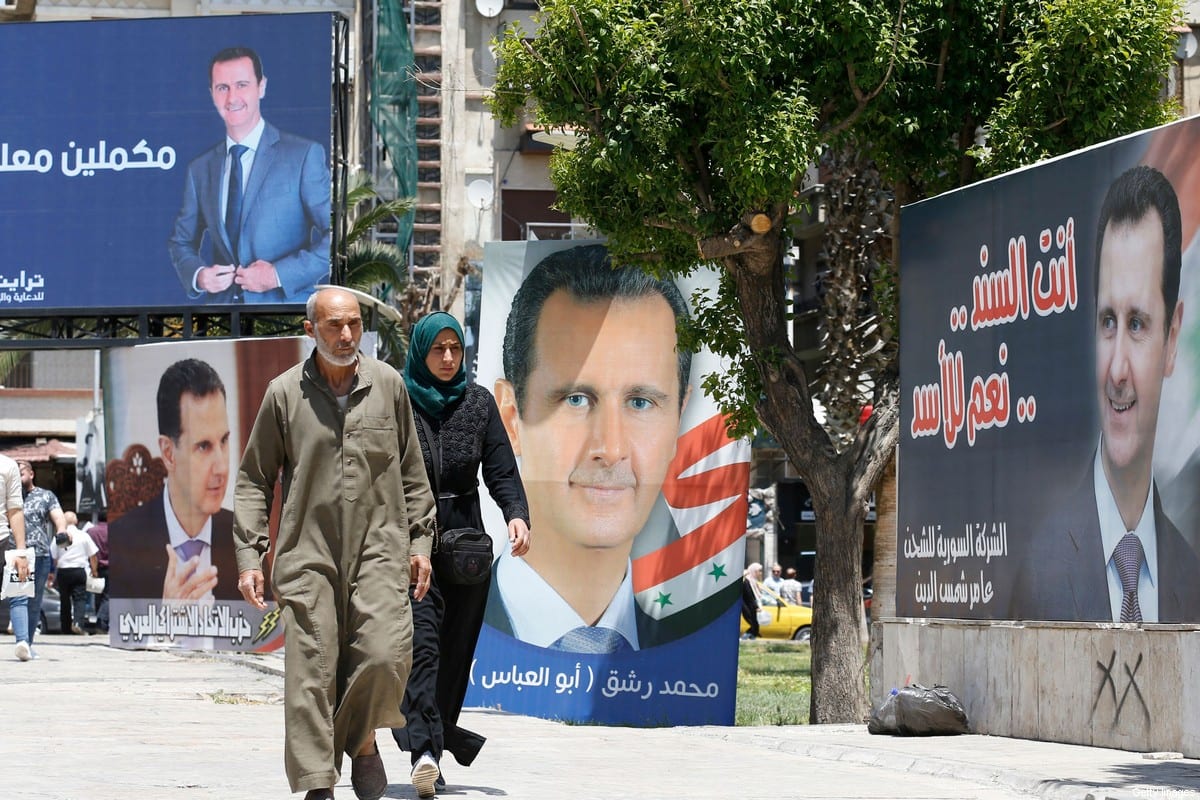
[168, 120, 331, 305]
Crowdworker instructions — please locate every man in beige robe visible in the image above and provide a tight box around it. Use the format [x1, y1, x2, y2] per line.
[234, 287, 436, 799]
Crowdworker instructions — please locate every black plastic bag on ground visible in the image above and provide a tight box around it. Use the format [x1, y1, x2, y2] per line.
[867, 689, 899, 734]
[894, 683, 969, 735]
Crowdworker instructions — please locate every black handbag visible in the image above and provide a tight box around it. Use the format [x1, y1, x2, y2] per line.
[434, 527, 493, 585]
[418, 412, 494, 586]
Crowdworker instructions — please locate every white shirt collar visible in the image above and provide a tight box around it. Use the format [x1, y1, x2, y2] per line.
[226, 117, 266, 152]
[494, 548, 640, 650]
[1093, 446, 1159, 621]
[163, 482, 214, 552]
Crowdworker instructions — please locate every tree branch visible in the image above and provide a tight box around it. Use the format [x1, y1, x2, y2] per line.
[849, 398, 900, 507]
[681, 148, 714, 212]
[823, 0, 907, 139]
[697, 229, 775, 262]
[569, 5, 604, 96]
[648, 217, 702, 238]
[936, 0, 956, 91]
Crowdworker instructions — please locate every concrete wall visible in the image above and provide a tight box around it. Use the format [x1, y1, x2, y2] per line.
[873, 619, 1200, 756]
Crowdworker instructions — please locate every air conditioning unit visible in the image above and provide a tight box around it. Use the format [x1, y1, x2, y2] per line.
[0, 0, 37, 18]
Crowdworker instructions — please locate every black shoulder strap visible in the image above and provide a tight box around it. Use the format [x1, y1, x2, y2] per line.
[416, 411, 441, 497]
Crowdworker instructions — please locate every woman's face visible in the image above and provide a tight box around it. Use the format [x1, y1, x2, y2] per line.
[425, 327, 463, 382]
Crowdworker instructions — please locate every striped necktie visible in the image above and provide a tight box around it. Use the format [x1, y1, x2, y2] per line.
[1114, 532, 1145, 623]
[549, 626, 632, 654]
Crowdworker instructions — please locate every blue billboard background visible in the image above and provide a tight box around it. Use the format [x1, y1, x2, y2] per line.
[0, 13, 334, 312]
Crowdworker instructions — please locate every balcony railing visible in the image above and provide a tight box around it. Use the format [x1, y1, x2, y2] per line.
[523, 221, 597, 241]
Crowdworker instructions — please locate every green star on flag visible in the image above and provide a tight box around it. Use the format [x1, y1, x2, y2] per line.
[655, 592, 673, 608]
[708, 563, 727, 581]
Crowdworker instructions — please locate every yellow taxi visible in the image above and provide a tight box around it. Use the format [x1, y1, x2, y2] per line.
[740, 581, 812, 642]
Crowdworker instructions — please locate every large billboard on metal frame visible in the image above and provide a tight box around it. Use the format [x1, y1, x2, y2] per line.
[0, 13, 335, 312]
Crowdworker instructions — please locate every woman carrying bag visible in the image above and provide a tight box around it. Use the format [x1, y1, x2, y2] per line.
[392, 312, 531, 798]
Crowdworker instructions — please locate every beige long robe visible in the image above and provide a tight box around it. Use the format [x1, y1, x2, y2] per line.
[234, 352, 435, 793]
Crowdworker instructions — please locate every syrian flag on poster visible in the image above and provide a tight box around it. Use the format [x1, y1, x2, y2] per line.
[633, 413, 750, 638]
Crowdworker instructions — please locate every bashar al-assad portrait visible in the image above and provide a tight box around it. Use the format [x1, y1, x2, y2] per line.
[104, 337, 304, 652]
[467, 240, 750, 727]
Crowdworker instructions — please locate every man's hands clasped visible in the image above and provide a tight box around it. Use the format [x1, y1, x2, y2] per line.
[197, 261, 280, 294]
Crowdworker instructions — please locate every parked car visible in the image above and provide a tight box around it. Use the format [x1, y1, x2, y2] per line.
[0, 586, 62, 635]
[740, 581, 812, 642]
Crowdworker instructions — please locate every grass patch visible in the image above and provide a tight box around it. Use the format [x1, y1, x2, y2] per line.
[735, 639, 810, 726]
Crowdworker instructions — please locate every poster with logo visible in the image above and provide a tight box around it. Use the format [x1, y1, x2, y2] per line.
[465, 240, 750, 725]
[103, 337, 306, 651]
[898, 115, 1200, 623]
[0, 13, 334, 311]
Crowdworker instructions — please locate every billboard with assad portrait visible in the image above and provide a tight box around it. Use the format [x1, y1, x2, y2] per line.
[103, 337, 306, 652]
[466, 240, 750, 726]
[898, 115, 1200, 623]
[0, 13, 334, 312]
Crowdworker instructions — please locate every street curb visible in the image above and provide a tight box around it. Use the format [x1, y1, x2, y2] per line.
[678, 727, 1135, 800]
[176, 648, 285, 678]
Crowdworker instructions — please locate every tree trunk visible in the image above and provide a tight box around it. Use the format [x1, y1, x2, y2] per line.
[718, 222, 887, 724]
[871, 452, 899, 624]
[806, 468, 868, 723]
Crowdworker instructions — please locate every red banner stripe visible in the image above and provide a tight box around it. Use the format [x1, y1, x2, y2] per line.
[632, 487, 748, 592]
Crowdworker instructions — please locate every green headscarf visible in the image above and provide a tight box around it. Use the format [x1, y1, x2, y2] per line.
[405, 311, 467, 419]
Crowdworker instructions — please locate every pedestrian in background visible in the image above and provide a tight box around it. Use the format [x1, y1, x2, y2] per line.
[86, 521, 110, 633]
[51, 511, 99, 634]
[11, 460, 66, 659]
[763, 562, 785, 597]
[741, 562, 764, 639]
[780, 567, 804, 605]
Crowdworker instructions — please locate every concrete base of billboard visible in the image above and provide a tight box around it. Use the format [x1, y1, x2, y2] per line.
[872, 618, 1200, 756]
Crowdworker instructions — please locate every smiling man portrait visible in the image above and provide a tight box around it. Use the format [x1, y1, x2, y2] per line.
[484, 244, 691, 653]
[1012, 165, 1200, 622]
[168, 46, 331, 305]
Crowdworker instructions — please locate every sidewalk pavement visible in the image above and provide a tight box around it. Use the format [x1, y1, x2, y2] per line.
[4, 635, 1200, 800]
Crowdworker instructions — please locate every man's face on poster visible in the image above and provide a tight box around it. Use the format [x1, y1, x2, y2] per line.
[210, 56, 265, 138]
[1095, 211, 1182, 486]
[499, 289, 686, 553]
[161, 390, 231, 522]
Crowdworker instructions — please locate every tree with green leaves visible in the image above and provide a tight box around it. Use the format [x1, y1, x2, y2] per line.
[338, 172, 414, 367]
[339, 173, 475, 369]
[491, 0, 1180, 722]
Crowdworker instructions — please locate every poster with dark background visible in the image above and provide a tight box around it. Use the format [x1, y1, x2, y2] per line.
[898, 116, 1200, 621]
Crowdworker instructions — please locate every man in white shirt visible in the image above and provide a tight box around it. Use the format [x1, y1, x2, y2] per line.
[780, 567, 804, 605]
[50, 511, 99, 634]
[1, 454, 30, 661]
[1013, 165, 1200, 622]
[485, 245, 691, 652]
